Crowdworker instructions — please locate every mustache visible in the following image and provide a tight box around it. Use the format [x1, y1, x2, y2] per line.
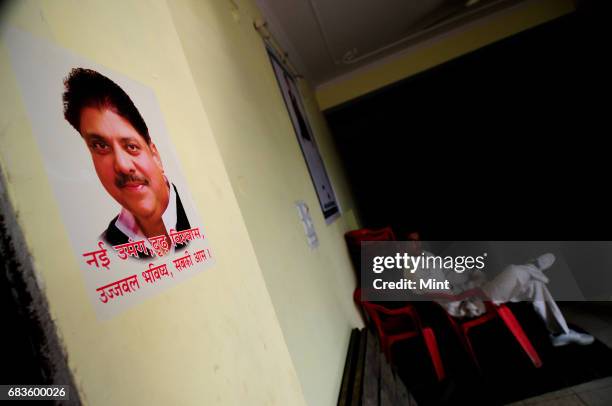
[115, 173, 149, 188]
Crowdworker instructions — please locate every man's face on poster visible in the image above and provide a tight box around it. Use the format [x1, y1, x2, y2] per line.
[78, 107, 169, 221]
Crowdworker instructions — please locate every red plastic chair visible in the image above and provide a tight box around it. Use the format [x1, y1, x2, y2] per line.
[430, 289, 543, 371]
[354, 288, 446, 381]
[345, 227, 396, 286]
[402, 232, 542, 371]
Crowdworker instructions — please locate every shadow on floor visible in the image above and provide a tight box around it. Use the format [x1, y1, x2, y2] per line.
[393, 302, 612, 406]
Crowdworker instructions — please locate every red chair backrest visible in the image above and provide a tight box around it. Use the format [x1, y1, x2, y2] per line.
[345, 227, 396, 285]
[364, 302, 419, 336]
[345, 227, 396, 244]
[354, 288, 419, 343]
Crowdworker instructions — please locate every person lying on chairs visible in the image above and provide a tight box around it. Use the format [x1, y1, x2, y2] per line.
[404, 239, 594, 347]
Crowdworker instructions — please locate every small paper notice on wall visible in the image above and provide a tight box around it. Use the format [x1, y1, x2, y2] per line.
[296, 201, 318, 249]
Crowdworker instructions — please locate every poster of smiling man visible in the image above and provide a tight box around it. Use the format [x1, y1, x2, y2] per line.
[6, 29, 215, 319]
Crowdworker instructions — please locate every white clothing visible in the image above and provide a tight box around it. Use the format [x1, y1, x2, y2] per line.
[406, 252, 570, 334]
[483, 264, 569, 334]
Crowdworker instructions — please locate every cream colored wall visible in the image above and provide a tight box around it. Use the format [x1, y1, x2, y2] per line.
[0, 1, 311, 405]
[316, 0, 576, 110]
[166, 2, 362, 406]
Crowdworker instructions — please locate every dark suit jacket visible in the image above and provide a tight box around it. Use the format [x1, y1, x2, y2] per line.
[101, 184, 191, 256]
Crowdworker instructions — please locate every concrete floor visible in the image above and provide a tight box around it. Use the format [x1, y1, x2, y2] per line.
[508, 302, 612, 406]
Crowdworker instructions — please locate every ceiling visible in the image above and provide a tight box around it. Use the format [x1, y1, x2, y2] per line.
[255, 0, 526, 87]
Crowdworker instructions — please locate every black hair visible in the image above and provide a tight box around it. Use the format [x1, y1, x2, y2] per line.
[62, 68, 150, 143]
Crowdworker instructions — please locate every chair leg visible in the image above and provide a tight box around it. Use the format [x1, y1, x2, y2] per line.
[422, 327, 446, 381]
[462, 326, 483, 372]
[497, 306, 543, 368]
[448, 315, 483, 372]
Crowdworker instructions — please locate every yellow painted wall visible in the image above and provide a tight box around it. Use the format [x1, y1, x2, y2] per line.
[167, 1, 362, 406]
[316, 0, 576, 110]
[0, 0, 353, 404]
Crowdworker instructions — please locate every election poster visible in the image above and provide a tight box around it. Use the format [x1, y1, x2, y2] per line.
[6, 29, 215, 319]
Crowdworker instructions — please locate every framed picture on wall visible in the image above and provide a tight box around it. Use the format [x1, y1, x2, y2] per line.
[267, 49, 340, 224]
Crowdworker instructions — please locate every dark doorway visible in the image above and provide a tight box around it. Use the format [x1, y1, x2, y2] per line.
[325, 1, 610, 241]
